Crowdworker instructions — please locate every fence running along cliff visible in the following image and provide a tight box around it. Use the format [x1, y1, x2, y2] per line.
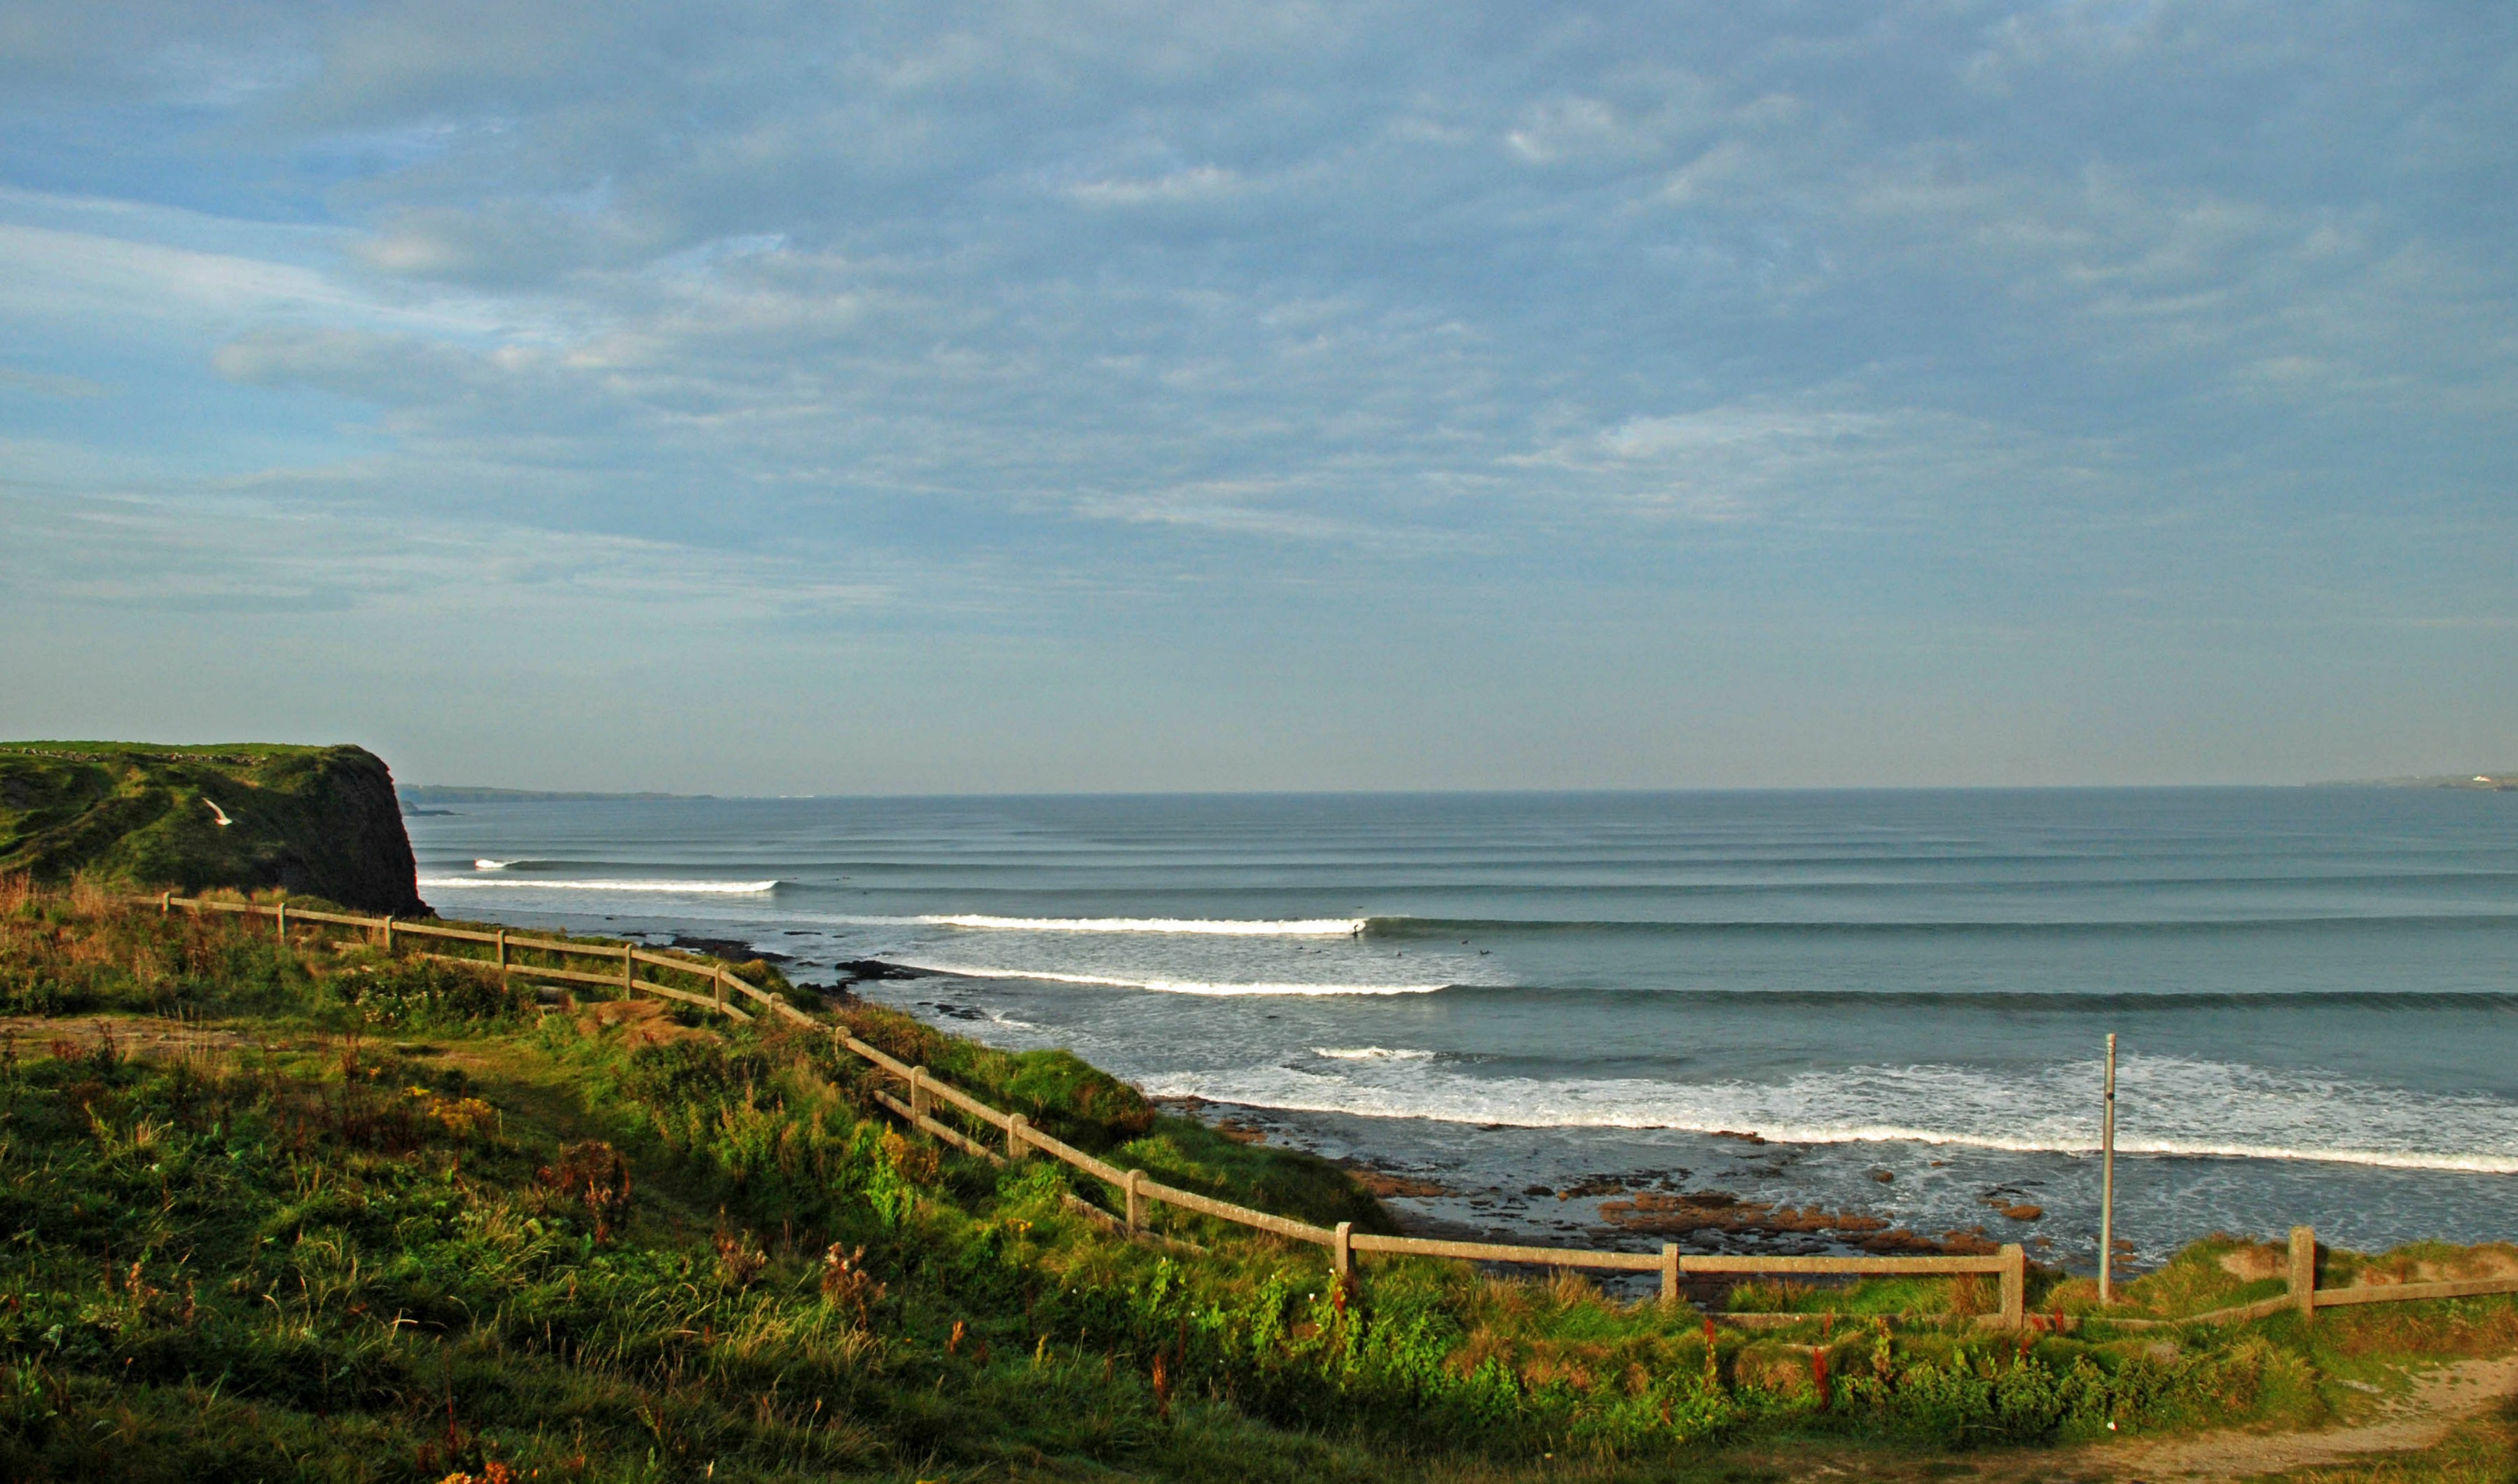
[132, 893, 2518, 1330]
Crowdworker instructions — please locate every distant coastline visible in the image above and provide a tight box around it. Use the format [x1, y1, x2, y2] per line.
[399, 784, 717, 805]
[2311, 772, 2517, 791]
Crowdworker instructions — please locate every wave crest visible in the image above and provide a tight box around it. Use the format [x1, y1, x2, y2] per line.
[1145, 1055, 2518, 1174]
[920, 914, 1366, 936]
[897, 961, 1445, 996]
[417, 876, 779, 895]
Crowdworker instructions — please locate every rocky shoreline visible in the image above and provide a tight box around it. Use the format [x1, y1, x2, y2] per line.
[1158, 1094, 2049, 1270]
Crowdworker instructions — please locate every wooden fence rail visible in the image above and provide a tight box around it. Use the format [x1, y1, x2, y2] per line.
[124, 894, 2518, 1329]
[143, 891, 810, 1028]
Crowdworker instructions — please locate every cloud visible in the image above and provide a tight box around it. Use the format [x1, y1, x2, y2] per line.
[2, 0, 2515, 785]
[0, 365, 106, 397]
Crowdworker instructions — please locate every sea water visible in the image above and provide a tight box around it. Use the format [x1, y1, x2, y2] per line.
[404, 789, 2518, 1268]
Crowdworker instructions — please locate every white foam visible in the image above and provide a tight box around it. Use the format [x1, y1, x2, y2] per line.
[1315, 1046, 1437, 1061]
[473, 859, 511, 871]
[1143, 1055, 2518, 1175]
[916, 914, 1367, 937]
[416, 876, 778, 894]
[899, 960, 1446, 997]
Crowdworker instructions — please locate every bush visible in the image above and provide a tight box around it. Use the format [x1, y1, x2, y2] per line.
[324, 956, 534, 1029]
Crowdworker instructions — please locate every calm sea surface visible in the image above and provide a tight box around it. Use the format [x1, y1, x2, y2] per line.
[404, 789, 2518, 1267]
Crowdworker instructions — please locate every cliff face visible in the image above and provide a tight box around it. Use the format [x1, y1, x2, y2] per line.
[0, 742, 429, 915]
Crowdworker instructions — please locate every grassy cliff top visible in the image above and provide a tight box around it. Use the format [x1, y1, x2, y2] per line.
[0, 741, 424, 914]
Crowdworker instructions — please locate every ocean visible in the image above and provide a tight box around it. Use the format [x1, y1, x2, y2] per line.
[403, 788, 2518, 1270]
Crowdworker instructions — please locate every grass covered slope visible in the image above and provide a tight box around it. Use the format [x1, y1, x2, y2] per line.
[0, 743, 424, 915]
[0, 882, 2512, 1483]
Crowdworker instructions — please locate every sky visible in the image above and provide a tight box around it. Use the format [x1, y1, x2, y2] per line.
[0, 1, 2512, 793]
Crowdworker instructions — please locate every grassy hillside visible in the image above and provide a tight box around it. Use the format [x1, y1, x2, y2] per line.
[0, 743, 424, 914]
[0, 881, 2511, 1482]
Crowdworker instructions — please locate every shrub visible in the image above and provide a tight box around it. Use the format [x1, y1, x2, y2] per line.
[326, 957, 532, 1029]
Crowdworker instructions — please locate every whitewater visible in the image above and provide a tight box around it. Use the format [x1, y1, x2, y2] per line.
[404, 788, 2518, 1265]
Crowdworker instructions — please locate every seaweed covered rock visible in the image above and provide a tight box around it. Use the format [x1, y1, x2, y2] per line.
[0, 742, 427, 915]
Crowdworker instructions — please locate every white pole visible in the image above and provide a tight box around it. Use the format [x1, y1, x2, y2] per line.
[2099, 1032, 2117, 1306]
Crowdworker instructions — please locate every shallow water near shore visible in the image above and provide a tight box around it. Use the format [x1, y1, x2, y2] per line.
[405, 788, 2518, 1268]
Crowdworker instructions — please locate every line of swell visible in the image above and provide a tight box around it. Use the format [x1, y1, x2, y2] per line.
[1423, 985, 2518, 1011]
[416, 876, 779, 894]
[918, 914, 1367, 936]
[1363, 913, 2518, 937]
[893, 960, 1446, 996]
[847, 965, 2509, 1010]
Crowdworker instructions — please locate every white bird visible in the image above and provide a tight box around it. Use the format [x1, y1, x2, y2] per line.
[202, 798, 233, 826]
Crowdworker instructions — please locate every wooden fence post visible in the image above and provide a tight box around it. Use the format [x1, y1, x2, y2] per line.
[1999, 1244, 2026, 1329]
[1661, 1244, 1682, 1312]
[275, 901, 286, 941]
[494, 928, 507, 969]
[1007, 1113, 1030, 1160]
[908, 1067, 931, 1121]
[711, 964, 726, 1014]
[382, 915, 394, 952]
[160, 892, 171, 916]
[1334, 1221, 1354, 1278]
[1125, 1170, 1147, 1233]
[2290, 1226, 2316, 1322]
[621, 945, 635, 996]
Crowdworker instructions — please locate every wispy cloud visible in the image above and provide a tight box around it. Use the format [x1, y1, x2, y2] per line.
[0, 0, 2511, 786]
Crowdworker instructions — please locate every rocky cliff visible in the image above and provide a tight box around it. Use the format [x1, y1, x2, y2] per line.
[0, 742, 428, 915]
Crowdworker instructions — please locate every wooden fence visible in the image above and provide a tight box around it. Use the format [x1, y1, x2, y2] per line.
[148, 890, 812, 1028]
[2111, 1225, 2518, 1329]
[127, 894, 2518, 1330]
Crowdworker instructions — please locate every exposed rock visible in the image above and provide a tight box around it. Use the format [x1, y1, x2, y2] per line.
[668, 934, 792, 963]
[1336, 1160, 1456, 1198]
[836, 959, 934, 983]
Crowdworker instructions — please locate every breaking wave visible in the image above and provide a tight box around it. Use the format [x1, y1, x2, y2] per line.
[897, 961, 1446, 997]
[1144, 1055, 2518, 1174]
[417, 876, 779, 895]
[915, 915, 1367, 936]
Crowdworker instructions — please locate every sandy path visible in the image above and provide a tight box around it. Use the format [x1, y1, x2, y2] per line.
[2065, 1352, 2518, 1480]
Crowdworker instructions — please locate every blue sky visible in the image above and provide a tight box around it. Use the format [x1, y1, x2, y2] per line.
[1, 1, 2511, 791]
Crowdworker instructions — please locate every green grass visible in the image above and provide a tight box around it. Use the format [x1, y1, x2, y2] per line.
[0, 882, 2511, 1482]
[0, 742, 420, 913]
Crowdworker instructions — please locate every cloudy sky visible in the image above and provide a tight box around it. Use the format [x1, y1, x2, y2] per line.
[1, 1, 2510, 791]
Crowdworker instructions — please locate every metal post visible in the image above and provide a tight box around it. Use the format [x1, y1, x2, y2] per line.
[2099, 1032, 2118, 1306]
[1660, 1242, 1682, 1312]
[1334, 1220, 1353, 1277]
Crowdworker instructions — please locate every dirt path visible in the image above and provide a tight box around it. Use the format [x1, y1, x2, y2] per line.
[0, 1012, 261, 1059]
[2060, 1352, 2518, 1480]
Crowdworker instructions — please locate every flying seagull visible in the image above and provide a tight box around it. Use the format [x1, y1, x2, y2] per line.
[202, 798, 233, 826]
